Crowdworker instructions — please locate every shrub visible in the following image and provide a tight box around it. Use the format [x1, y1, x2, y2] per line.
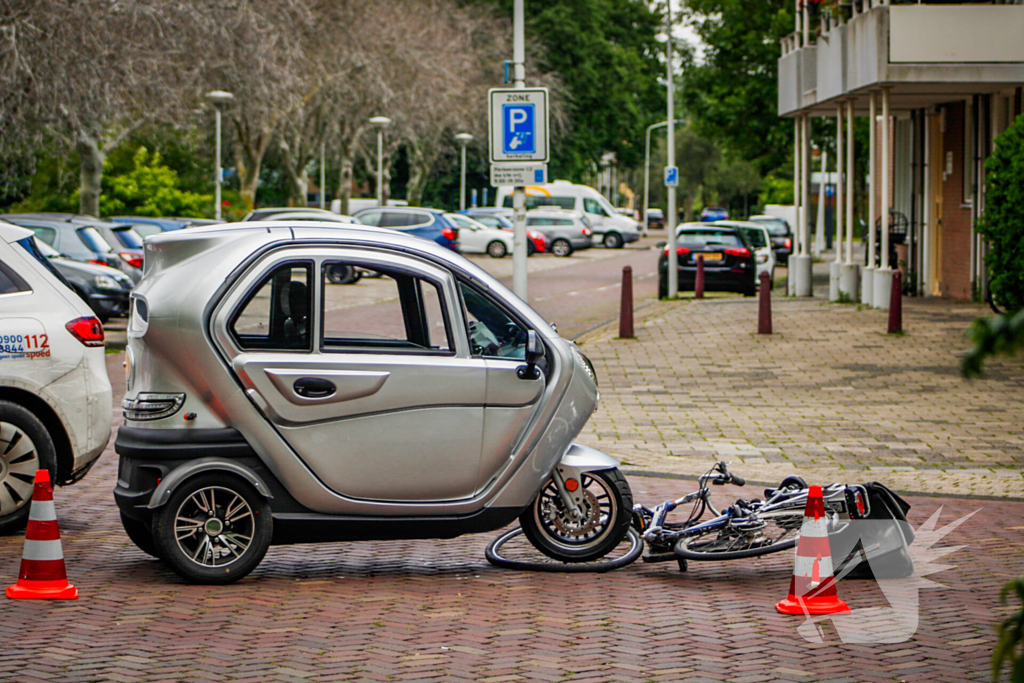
[977, 114, 1024, 313]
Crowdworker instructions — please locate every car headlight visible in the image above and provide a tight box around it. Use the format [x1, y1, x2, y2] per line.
[757, 254, 769, 264]
[94, 274, 121, 290]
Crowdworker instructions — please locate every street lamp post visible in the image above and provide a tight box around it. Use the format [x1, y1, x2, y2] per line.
[369, 116, 392, 207]
[643, 119, 686, 238]
[455, 133, 474, 211]
[666, 2, 679, 299]
[205, 90, 234, 221]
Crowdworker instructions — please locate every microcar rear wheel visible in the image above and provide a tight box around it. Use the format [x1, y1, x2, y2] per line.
[0, 401, 56, 536]
[520, 469, 633, 563]
[153, 473, 271, 584]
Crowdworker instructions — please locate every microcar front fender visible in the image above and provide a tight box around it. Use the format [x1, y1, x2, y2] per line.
[555, 443, 620, 480]
[146, 458, 274, 509]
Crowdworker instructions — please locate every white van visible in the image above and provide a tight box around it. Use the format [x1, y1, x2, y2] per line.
[495, 180, 639, 249]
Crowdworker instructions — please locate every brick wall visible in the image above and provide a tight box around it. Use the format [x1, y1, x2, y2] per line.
[938, 101, 974, 301]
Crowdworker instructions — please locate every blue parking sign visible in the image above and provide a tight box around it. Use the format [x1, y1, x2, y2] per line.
[664, 166, 679, 187]
[502, 103, 536, 155]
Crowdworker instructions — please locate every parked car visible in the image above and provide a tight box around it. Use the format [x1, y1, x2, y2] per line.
[496, 180, 640, 249]
[113, 221, 632, 583]
[445, 214, 514, 258]
[0, 220, 112, 534]
[647, 208, 665, 230]
[525, 209, 594, 257]
[3, 213, 144, 283]
[731, 221, 776, 288]
[460, 209, 546, 254]
[700, 207, 730, 222]
[109, 216, 221, 239]
[351, 207, 459, 252]
[90, 222, 145, 278]
[34, 239, 133, 321]
[330, 198, 409, 215]
[748, 215, 794, 262]
[259, 211, 356, 224]
[658, 223, 758, 298]
[243, 207, 341, 222]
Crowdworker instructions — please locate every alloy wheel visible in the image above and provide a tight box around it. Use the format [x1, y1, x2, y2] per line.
[174, 486, 255, 567]
[0, 422, 40, 518]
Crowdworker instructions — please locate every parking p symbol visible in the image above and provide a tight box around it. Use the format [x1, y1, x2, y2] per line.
[502, 103, 536, 155]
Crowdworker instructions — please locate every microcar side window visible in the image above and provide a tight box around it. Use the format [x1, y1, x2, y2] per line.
[321, 263, 453, 354]
[458, 282, 527, 360]
[230, 262, 313, 351]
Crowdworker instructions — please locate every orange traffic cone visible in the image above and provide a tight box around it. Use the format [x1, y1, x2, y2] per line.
[6, 469, 78, 600]
[776, 484, 848, 616]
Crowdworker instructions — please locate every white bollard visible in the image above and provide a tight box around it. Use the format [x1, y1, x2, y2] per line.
[861, 265, 875, 307]
[792, 254, 813, 297]
[839, 263, 860, 302]
[829, 261, 842, 302]
[874, 267, 893, 310]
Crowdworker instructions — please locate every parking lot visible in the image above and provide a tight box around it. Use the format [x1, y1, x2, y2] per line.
[3, 250, 1023, 681]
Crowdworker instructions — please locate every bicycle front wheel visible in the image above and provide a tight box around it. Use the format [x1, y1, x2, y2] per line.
[674, 511, 804, 561]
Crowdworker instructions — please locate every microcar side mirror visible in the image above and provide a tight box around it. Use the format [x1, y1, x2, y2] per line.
[517, 330, 544, 380]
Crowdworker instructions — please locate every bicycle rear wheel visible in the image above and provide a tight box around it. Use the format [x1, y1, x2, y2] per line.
[674, 512, 804, 561]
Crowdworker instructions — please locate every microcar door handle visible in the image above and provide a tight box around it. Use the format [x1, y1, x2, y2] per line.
[292, 377, 337, 399]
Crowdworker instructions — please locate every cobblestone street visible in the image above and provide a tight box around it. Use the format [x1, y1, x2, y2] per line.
[1, 287, 1022, 682]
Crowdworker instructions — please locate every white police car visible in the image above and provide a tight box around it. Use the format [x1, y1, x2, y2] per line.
[0, 220, 111, 533]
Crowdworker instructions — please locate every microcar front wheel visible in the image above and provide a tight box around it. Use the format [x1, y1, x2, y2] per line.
[520, 469, 632, 563]
[152, 473, 272, 584]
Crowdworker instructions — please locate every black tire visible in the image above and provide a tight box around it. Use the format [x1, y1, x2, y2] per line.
[658, 272, 667, 299]
[486, 240, 508, 258]
[0, 401, 57, 535]
[743, 287, 757, 297]
[520, 468, 633, 563]
[674, 511, 803, 561]
[551, 239, 573, 258]
[779, 475, 808, 490]
[603, 232, 624, 249]
[152, 472, 272, 584]
[326, 264, 360, 285]
[121, 513, 160, 558]
[527, 241, 536, 256]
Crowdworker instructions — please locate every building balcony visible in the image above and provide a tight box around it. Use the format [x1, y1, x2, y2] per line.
[778, 2, 1024, 116]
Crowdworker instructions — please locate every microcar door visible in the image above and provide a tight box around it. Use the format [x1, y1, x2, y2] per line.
[457, 281, 547, 492]
[215, 248, 487, 503]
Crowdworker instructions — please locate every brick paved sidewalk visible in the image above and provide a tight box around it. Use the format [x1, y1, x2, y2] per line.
[576, 290, 1024, 498]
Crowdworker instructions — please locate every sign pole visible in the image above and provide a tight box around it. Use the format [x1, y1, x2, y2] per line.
[666, 1, 679, 298]
[512, 0, 528, 301]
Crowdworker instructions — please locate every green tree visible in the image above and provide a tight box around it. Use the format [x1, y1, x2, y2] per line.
[97, 147, 212, 217]
[681, 0, 793, 174]
[479, 0, 665, 179]
[977, 113, 1024, 313]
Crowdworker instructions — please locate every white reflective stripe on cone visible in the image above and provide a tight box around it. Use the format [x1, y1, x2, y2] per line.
[28, 500, 57, 521]
[799, 517, 828, 538]
[22, 539, 65, 562]
[794, 553, 834, 579]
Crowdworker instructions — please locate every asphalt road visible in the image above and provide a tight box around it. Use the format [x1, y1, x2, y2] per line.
[466, 238, 662, 339]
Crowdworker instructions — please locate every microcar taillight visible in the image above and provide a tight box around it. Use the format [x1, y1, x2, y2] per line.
[122, 393, 186, 421]
[65, 316, 105, 347]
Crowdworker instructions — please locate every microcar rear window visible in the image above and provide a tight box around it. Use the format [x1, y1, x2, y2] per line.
[230, 262, 313, 352]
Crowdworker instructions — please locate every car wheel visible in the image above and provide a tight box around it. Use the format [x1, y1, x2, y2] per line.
[603, 232, 623, 249]
[121, 512, 161, 559]
[527, 241, 537, 256]
[0, 401, 57, 535]
[152, 472, 272, 584]
[658, 273, 667, 299]
[326, 264, 361, 285]
[487, 240, 508, 258]
[551, 239, 573, 257]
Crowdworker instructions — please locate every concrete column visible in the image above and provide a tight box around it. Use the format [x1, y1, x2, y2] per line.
[840, 98, 860, 300]
[874, 87, 893, 310]
[830, 106, 843, 301]
[862, 91, 878, 306]
[793, 113, 814, 297]
[789, 115, 801, 296]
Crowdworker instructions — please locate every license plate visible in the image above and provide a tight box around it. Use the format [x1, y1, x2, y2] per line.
[696, 252, 722, 261]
